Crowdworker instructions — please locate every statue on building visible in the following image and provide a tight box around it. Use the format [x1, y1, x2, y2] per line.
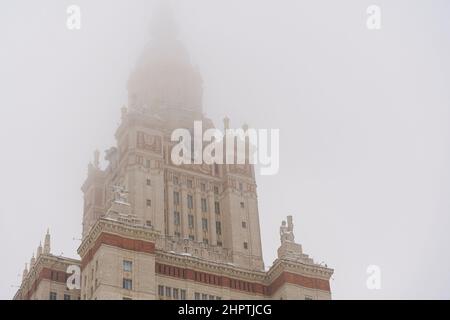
[93, 149, 100, 169]
[280, 215, 295, 244]
[105, 147, 118, 170]
[112, 185, 129, 205]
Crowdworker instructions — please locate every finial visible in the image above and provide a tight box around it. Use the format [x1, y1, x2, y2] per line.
[150, 0, 178, 40]
[22, 263, 28, 280]
[37, 241, 42, 258]
[44, 229, 51, 254]
[121, 105, 127, 120]
[30, 253, 35, 268]
[242, 123, 249, 131]
[94, 149, 100, 169]
[223, 117, 230, 130]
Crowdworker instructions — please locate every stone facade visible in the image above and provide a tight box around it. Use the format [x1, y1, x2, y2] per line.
[13, 6, 333, 300]
[14, 231, 81, 300]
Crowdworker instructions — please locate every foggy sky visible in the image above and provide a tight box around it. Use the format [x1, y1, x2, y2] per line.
[1, 0, 449, 299]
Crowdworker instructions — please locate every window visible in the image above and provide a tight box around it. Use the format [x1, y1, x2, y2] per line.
[240, 201, 245, 208]
[201, 183, 206, 192]
[201, 198, 207, 212]
[216, 296, 222, 300]
[239, 182, 243, 191]
[305, 296, 313, 300]
[187, 195, 193, 209]
[202, 293, 208, 300]
[194, 292, 200, 300]
[165, 287, 171, 297]
[173, 176, 179, 185]
[180, 289, 186, 300]
[173, 288, 179, 299]
[123, 278, 132, 290]
[242, 221, 247, 228]
[189, 234, 195, 241]
[214, 201, 220, 214]
[49, 292, 57, 300]
[158, 285, 164, 296]
[123, 297, 132, 300]
[64, 294, 71, 300]
[174, 211, 180, 225]
[175, 231, 181, 238]
[202, 218, 208, 231]
[203, 238, 209, 245]
[243, 242, 248, 249]
[188, 215, 194, 228]
[123, 260, 132, 272]
[146, 220, 152, 227]
[209, 295, 215, 300]
[146, 159, 151, 168]
[216, 221, 222, 235]
[214, 186, 219, 194]
[146, 199, 151, 207]
[146, 179, 151, 186]
[217, 241, 222, 247]
[187, 179, 193, 188]
[173, 191, 180, 205]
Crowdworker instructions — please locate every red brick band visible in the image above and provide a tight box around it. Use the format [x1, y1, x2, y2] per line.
[24, 267, 69, 299]
[268, 271, 331, 294]
[79, 232, 330, 295]
[81, 232, 155, 269]
[156, 263, 330, 296]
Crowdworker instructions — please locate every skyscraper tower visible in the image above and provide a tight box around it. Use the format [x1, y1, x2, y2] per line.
[15, 3, 333, 300]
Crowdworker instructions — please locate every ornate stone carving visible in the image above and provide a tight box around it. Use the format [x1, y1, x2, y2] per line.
[280, 215, 295, 244]
[137, 131, 162, 154]
[180, 163, 213, 175]
[112, 185, 129, 205]
[228, 164, 252, 177]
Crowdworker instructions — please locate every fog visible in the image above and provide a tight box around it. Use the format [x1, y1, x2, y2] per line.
[1, 0, 449, 299]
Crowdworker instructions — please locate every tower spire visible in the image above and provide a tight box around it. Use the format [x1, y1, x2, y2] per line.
[22, 263, 28, 281]
[37, 241, 42, 258]
[127, 0, 203, 116]
[30, 253, 35, 268]
[44, 228, 51, 254]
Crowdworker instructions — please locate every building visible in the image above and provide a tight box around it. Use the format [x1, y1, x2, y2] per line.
[14, 5, 333, 300]
[13, 230, 81, 300]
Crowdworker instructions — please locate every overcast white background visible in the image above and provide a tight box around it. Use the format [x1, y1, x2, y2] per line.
[1, 0, 449, 299]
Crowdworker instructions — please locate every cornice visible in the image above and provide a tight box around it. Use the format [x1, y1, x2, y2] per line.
[78, 218, 160, 257]
[156, 251, 267, 282]
[266, 258, 334, 282]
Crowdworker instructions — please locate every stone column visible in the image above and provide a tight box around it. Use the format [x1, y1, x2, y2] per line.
[207, 191, 217, 246]
[167, 179, 174, 237]
[180, 183, 189, 239]
[194, 186, 203, 242]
